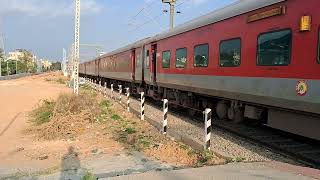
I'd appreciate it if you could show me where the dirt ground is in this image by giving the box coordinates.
[0,73,124,175]
[0,73,225,179]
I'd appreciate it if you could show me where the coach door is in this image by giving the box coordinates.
[151,44,157,83]
[131,49,135,81]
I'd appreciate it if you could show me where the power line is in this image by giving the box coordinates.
[128,0,158,24]
[129,0,191,32]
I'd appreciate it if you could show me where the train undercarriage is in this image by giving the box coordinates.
[80,74,320,141]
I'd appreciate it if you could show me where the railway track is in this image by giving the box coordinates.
[212,120,320,169]
[91,83,320,169]
[141,96,320,169]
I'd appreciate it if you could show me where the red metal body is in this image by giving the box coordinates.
[152,0,319,80]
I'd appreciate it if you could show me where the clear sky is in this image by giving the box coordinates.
[0,0,235,62]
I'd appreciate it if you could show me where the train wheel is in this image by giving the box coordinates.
[216,101,227,120]
[233,109,244,124]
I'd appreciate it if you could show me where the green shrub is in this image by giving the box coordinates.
[31,100,55,125]
[125,127,136,134]
[111,114,121,121]
[82,171,97,180]
[99,100,111,108]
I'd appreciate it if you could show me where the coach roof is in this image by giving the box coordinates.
[101,0,285,58]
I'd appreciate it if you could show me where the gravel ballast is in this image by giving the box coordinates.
[99,86,296,164]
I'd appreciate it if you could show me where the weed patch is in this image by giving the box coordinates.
[30,100,55,125]
[27,90,102,140]
[82,171,96,180]
[111,114,121,121]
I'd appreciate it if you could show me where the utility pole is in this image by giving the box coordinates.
[62,48,67,76]
[73,0,81,95]
[162,0,176,30]
[0,19,5,77]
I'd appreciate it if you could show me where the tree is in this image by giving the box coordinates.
[0,48,4,60]
[16,49,37,73]
[51,62,62,71]
[0,48,4,76]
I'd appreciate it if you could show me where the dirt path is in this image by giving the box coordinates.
[0,73,72,172]
[0,73,173,179]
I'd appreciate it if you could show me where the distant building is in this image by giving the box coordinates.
[7,49,36,62]
[7,51,24,61]
[41,60,52,70]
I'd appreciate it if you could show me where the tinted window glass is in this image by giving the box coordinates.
[220,38,241,67]
[318,30,320,64]
[176,48,187,68]
[146,50,150,68]
[162,51,171,68]
[257,30,291,66]
[194,44,209,67]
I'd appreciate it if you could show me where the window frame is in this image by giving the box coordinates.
[256,28,292,66]
[175,47,187,68]
[193,43,209,68]
[317,27,320,64]
[162,50,171,68]
[219,38,241,67]
[146,50,150,69]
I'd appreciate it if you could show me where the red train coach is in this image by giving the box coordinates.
[80,0,320,140]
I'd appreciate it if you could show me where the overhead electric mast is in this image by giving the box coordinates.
[162,0,176,30]
[73,0,81,95]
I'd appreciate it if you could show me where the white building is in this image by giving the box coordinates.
[7,51,24,61]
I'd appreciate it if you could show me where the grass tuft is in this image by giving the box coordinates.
[30,100,55,125]
[111,114,121,121]
[99,100,111,108]
[125,127,136,134]
[82,171,97,180]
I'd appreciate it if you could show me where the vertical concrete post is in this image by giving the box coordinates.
[104,82,107,97]
[111,84,114,99]
[118,85,122,103]
[99,81,102,92]
[94,80,97,90]
[140,92,145,120]
[162,99,168,135]
[203,108,212,150]
[126,88,130,112]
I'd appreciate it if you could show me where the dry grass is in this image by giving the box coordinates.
[26,84,226,167]
[104,103,226,167]
[27,89,102,140]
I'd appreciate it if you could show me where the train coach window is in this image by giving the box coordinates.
[220,38,241,67]
[194,44,209,67]
[176,48,187,68]
[257,29,292,66]
[162,50,171,68]
[146,50,150,68]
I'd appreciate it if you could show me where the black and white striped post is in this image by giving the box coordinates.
[99,81,102,92]
[140,92,145,120]
[126,88,130,112]
[111,84,114,99]
[118,85,122,103]
[162,99,168,135]
[94,80,97,90]
[203,108,212,150]
[104,82,107,97]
